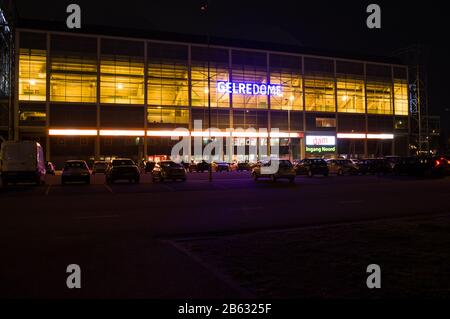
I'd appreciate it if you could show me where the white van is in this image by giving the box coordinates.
[0,141,46,186]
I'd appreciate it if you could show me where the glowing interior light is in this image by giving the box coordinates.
[117,83,124,90]
[337,133,366,139]
[100,130,145,136]
[29,79,36,85]
[49,129,98,136]
[289,95,295,102]
[204,88,209,94]
[367,133,394,139]
[146,130,190,137]
[341,95,349,102]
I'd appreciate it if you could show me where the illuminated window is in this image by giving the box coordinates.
[366,81,392,115]
[100,56,144,104]
[232,51,268,109]
[336,77,365,113]
[191,64,229,108]
[148,61,189,107]
[316,117,336,128]
[270,71,302,111]
[394,80,408,116]
[50,55,97,103]
[304,76,335,112]
[19,49,46,101]
[147,107,189,125]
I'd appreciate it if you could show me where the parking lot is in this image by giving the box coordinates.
[1,170,450,298]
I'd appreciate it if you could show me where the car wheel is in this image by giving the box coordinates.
[289,177,295,184]
[271,175,277,182]
[86,178,90,185]
[2,179,8,187]
[160,177,164,183]
[252,172,258,181]
[324,172,329,177]
[181,178,186,182]
[307,170,313,177]
[135,178,140,184]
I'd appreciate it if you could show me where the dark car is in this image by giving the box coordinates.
[362,158,391,175]
[394,156,446,177]
[350,159,369,175]
[195,160,210,173]
[144,161,156,174]
[61,160,91,185]
[236,162,251,171]
[45,161,56,175]
[106,158,140,184]
[295,158,329,177]
[326,159,359,175]
[212,161,230,172]
[152,161,187,182]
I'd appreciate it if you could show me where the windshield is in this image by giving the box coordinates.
[65,162,87,169]
[112,159,135,166]
[160,161,182,168]
[94,163,107,167]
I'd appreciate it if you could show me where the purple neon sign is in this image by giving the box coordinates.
[217,81,282,96]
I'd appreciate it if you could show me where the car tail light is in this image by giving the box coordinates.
[435,160,441,167]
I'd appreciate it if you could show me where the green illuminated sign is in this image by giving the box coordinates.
[305,146,336,154]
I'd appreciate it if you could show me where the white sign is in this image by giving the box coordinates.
[305,135,336,146]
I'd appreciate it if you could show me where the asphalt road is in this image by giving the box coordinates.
[1,172,449,298]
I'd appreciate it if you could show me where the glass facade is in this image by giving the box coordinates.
[50,55,97,103]
[394,79,408,116]
[17,32,409,138]
[19,49,46,101]
[366,81,393,115]
[304,76,335,112]
[336,77,365,113]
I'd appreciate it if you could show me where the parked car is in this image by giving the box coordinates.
[384,155,402,171]
[295,158,329,177]
[350,159,370,175]
[394,156,446,177]
[61,160,91,185]
[152,161,187,182]
[106,158,140,184]
[0,141,46,186]
[193,160,210,173]
[361,158,391,175]
[326,159,359,175]
[236,161,251,171]
[212,161,230,172]
[144,161,156,174]
[92,161,108,175]
[45,161,56,175]
[252,160,296,183]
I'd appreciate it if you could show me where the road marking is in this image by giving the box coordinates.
[45,184,52,196]
[74,214,120,220]
[338,200,365,205]
[103,184,114,194]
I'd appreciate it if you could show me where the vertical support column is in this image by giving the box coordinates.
[363,63,368,158]
[301,56,306,159]
[228,48,234,161]
[95,37,101,160]
[143,40,148,160]
[45,32,50,160]
[406,66,411,156]
[266,52,271,159]
[391,65,396,156]
[333,59,338,158]
[187,44,192,162]
[13,30,19,142]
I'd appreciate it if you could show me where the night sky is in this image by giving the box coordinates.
[14,0,450,136]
